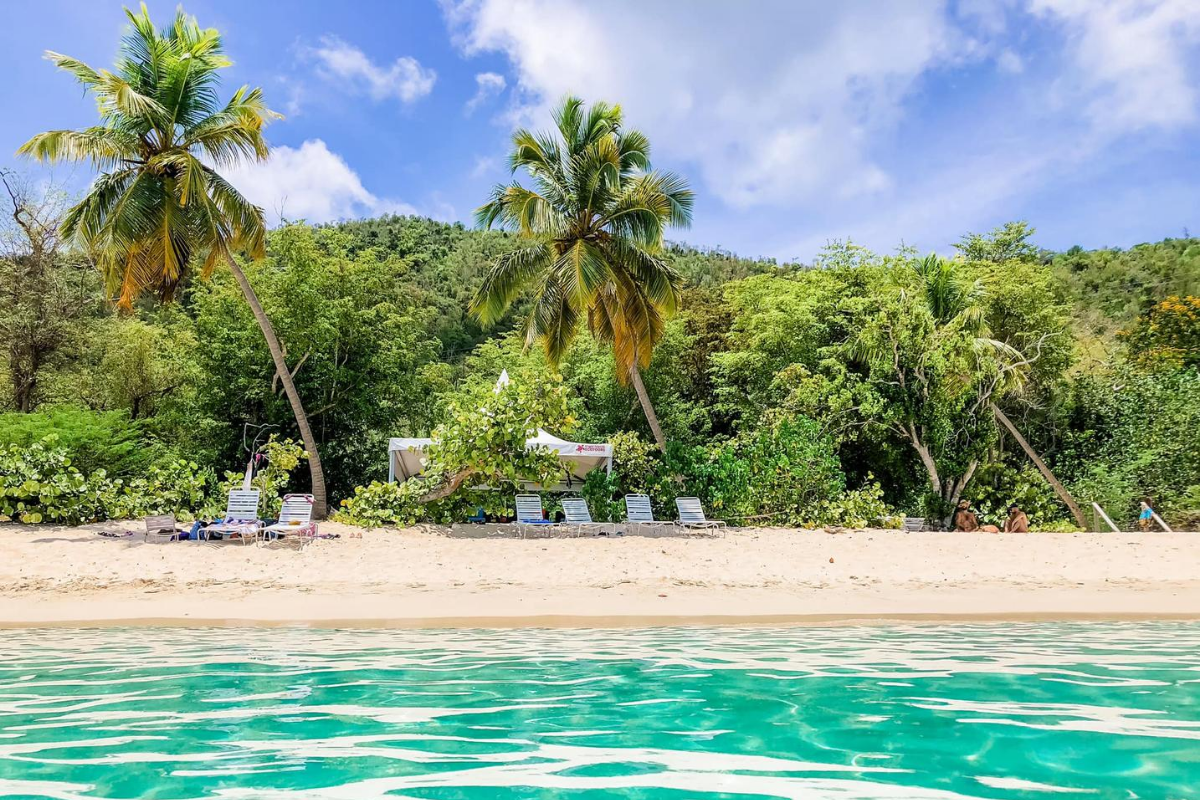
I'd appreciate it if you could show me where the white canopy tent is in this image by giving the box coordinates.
[388,369,612,491]
[387,430,612,492]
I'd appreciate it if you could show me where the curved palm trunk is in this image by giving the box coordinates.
[991,403,1086,529]
[629,363,666,451]
[224,252,328,519]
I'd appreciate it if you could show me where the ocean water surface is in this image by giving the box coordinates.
[0,623,1197,799]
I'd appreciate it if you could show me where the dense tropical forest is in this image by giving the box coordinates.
[3,178,1198,530]
[2,6,1198,531]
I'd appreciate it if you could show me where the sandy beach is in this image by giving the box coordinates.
[1,522,1198,626]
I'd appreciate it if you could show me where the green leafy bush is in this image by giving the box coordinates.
[582,432,674,521]
[583,418,849,526]
[337,374,573,525]
[1060,366,1200,526]
[968,462,1067,528]
[336,479,426,527]
[105,459,216,521]
[0,440,110,524]
[683,416,845,525]
[817,480,901,529]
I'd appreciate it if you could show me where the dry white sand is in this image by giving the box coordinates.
[2,521,1198,626]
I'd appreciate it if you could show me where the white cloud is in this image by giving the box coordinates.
[274,76,306,117]
[309,36,436,103]
[470,154,500,178]
[996,48,1024,74]
[224,139,417,224]
[442,0,1200,259]
[443,0,971,209]
[465,71,507,114]
[1030,0,1200,130]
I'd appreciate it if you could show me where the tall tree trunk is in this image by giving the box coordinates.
[946,459,979,510]
[908,425,942,497]
[224,252,328,519]
[909,425,980,527]
[991,403,1087,529]
[629,363,666,451]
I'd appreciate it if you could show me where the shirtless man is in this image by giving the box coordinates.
[952,499,979,531]
[1003,504,1029,533]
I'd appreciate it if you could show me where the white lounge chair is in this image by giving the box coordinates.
[675,496,727,536]
[515,493,558,538]
[624,494,674,536]
[561,497,616,537]
[259,493,318,548]
[202,489,262,545]
[144,514,181,543]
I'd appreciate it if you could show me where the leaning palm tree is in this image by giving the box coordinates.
[18,5,328,516]
[471,96,693,450]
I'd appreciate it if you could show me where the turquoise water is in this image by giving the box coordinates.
[0,624,1198,798]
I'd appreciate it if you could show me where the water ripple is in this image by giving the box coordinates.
[0,622,1197,798]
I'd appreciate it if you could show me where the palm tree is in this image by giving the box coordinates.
[470,96,694,450]
[18,5,328,516]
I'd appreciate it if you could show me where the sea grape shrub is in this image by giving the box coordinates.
[420,375,567,498]
[968,462,1067,528]
[105,459,217,521]
[585,419,889,527]
[816,480,901,529]
[580,431,668,522]
[337,480,425,527]
[0,439,109,524]
[0,435,308,525]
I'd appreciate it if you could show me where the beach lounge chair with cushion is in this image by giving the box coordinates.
[201,489,262,545]
[515,493,558,538]
[259,493,318,548]
[624,494,674,536]
[144,514,181,543]
[561,497,616,537]
[675,496,727,536]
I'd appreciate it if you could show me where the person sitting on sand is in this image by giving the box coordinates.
[1003,504,1029,533]
[1138,499,1154,532]
[952,500,979,531]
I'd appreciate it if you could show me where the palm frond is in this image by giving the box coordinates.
[17,127,140,170]
[182,87,275,165]
[43,51,103,89]
[552,238,609,308]
[553,95,585,151]
[526,277,579,365]
[60,168,140,249]
[606,238,681,313]
[205,168,267,258]
[470,241,554,325]
[617,127,651,173]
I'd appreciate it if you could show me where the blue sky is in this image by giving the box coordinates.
[3,0,1199,262]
